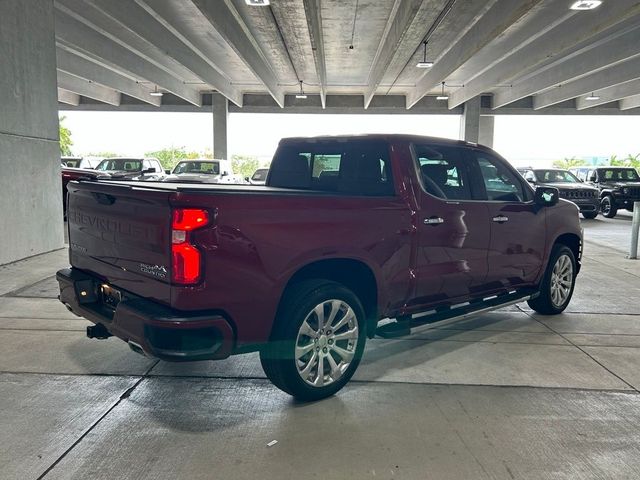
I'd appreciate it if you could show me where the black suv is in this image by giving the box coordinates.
[570,166,640,218]
[520,168,600,219]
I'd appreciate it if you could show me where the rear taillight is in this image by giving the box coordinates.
[171,208,209,284]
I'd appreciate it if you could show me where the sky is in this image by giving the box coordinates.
[60,110,640,167]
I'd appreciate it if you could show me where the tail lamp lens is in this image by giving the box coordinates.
[171,208,209,284]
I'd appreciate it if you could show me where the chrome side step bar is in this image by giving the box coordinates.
[376,289,538,338]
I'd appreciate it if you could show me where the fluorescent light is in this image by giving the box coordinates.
[570,1,602,10]
[245,0,269,5]
[295,94,307,99]
[150,85,163,97]
[436,95,449,101]
[585,93,600,101]
[416,41,434,69]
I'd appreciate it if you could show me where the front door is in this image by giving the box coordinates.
[468,150,546,289]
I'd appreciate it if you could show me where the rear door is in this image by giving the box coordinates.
[467,150,545,289]
[66,181,173,304]
[410,143,491,308]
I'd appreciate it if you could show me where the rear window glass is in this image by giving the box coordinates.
[268,140,394,196]
[413,144,471,200]
[96,159,143,172]
[251,169,269,181]
[173,161,220,175]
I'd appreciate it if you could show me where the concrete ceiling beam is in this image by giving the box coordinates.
[493,24,640,109]
[363,0,423,109]
[54,8,202,106]
[533,56,640,109]
[302,0,327,108]
[405,0,543,109]
[620,94,640,111]
[576,77,640,110]
[191,0,285,108]
[57,88,80,106]
[451,1,640,109]
[89,0,242,107]
[57,70,121,106]
[56,47,161,107]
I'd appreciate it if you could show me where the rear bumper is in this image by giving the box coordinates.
[56,268,235,361]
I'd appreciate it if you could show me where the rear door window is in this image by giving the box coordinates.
[413,144,471,200]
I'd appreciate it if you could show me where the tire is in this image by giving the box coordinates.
[582,211,598,219]
[527,244,576,315]
[260,280,367,401]
[601,195,617,218]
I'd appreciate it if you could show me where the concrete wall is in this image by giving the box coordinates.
[0,0,64,265]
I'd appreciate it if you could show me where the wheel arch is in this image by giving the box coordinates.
[553,233,582,273]
[279,258,379,339]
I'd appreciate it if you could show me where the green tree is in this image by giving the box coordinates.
[59,116,73,156]
[145,146,190,170]
[231,154,260,179]
[552,157,585,169]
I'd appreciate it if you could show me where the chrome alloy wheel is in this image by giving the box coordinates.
[295,299,359,388]
[550,254,573,308]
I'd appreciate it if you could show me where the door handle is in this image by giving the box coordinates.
[424,216,444,226]
[492,215,509,223]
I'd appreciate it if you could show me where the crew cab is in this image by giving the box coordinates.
[570,166,640,218]
[57,135,583,401]
[520,168,600,218]
[94,157,165,181]
[164,159,243,184]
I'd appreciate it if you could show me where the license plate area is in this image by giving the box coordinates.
[100,284,122,310]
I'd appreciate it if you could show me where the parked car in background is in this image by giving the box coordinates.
[58,134,583,401]
[570,166,640,218]
[94,157,165,180]
[164,159,243,184]
[520,168,600,219]
[61,156,101,169]
[248,167,269,185]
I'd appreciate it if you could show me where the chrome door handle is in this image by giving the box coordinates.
[492,215,509,223]
[424,216,444,226]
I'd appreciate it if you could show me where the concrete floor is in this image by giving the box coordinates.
[2,214,640,479]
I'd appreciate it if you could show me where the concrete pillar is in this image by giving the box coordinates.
[459,96,481,143]
[479,116,495,148]
[212,93,228,159]
[0,0,64,265]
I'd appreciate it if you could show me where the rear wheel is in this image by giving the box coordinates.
[260,280,366,401]
[582,211,598,219]
[601,195,617,218]
[528,244,576,315]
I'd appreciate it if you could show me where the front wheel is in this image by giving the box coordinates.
[582,211,598,219]
[601,195,617,218]
[528,245,576,315]
[260,280,366,401]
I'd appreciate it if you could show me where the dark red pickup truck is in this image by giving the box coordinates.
[57,134,582,400]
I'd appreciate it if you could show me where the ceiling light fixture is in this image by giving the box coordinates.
[436,81,449,100]
[585,92,600,101]
[569,1,602,10]
[245,0,270,5]
[416,41,434,68]
[295,80,307,99]
[150,85,163,97]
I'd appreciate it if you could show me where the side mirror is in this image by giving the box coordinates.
[535,186,559,207]
[221,171,229,177]
[589,175,597,182]
[244,176,250,182]
[165,169,171,175]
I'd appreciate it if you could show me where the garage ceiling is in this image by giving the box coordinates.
[54,0,640,113]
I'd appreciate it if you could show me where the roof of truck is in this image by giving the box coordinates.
[278,133,483,148]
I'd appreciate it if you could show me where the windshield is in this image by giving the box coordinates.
[96,159,143,172]
[62,159,80,168]
[534,169,580,183]
[172,161,220,175]
[598,168,640,181]
[251,169,268,181]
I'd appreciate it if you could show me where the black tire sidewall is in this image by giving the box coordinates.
[582,211,598,219]
[601,195,617,218]
[529,245,577,315]
[261,280,367,401]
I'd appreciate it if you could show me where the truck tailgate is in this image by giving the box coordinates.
[67,181,172,305]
